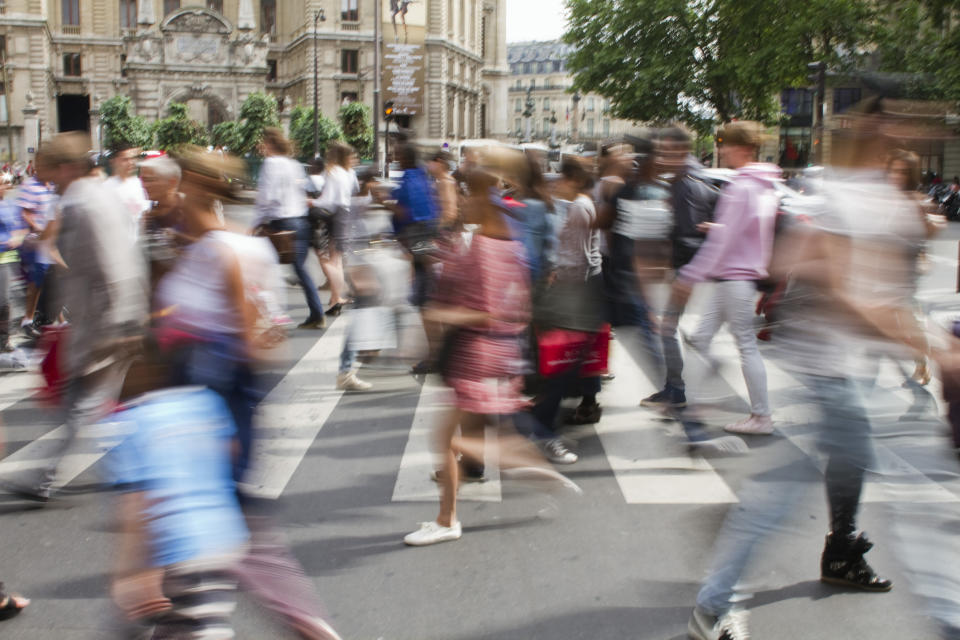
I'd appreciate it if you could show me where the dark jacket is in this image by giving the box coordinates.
[670,157,722,268]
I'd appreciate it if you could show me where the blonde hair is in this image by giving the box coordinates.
[262,127,293,156]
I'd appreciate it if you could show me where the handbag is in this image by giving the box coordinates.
[254,225,296,265]
[537,324,611,378]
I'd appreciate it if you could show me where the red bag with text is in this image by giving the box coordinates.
[537,324,610,378]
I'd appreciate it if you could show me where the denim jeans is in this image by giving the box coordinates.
[696,373,873,616]
[691,280,770,416]
[660,296,688,391]
[0,261,11,343]
[269,216,324,320]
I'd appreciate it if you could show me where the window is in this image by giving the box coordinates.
[514,98,521,113]
[341,0,358,22]
[261,0,277,35]
[120,0,137,29]
[206,0,222,12]
[529,79,535,89]
[341,49,358,74]
[63,52,81,76]
[586,119,595,136]
[341,92,357,105]
[553,60,561,72]
[543,117,550,133]
[120,53,127,77]
[833,87,862,114]
[163,0,179,16]
[586,97,595,111]
[62,0,79,25]
[543,97,550,111]
[514,118,521,133]
[780,88,812,116]
[480,15,486,57]
[603,119,610,137]
[267,59,278,82]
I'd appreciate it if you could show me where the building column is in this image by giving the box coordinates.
[22,93,39,160]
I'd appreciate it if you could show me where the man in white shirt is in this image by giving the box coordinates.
[104,144,150,241]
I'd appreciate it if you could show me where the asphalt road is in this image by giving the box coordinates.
[1,207,959,639]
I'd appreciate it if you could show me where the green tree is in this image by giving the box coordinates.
[234,91,281,156]
[210,120,241,151]
[152,102,209,152]
[99,94,153,150]
[288,105,344,159]
[563,0,874,133]
[337,102,374,159]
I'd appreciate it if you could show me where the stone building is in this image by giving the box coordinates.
[0,0,509,161]
[507,40,636,147]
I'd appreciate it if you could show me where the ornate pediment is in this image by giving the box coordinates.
[160,8,232,35]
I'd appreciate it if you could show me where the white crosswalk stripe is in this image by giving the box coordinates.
[391,374,503,503]
[595,339,738,504]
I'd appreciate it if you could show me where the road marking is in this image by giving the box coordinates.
[241,319,351,499]
[0,369,41,412]
[595,339,738,504]
[391,375,502,503]
[679,315,959,504]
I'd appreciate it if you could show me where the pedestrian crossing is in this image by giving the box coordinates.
[0,311,957,510]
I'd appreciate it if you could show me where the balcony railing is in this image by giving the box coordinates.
[341,22,360,32]
[62,25,81,35]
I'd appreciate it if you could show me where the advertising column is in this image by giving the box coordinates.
[383,0,425,129]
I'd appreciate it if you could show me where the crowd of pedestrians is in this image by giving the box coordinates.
[0,100,959,640]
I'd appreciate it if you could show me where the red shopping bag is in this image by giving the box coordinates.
[537,324,610,378]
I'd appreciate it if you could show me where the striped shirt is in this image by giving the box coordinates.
[15,176,54,226]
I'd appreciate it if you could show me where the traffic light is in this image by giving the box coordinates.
[384,100,395,122]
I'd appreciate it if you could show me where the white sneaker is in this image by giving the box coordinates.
[723,415,773,435]
[403,520,462,546]
[336,371,373,391]
[688,606,750,640]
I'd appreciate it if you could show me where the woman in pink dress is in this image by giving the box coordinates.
[404,161,579,547]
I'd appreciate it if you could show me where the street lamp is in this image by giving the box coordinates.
[522,86,534,143]
[313,7,327,160]
[571,91,581,143]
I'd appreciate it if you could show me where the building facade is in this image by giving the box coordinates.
[0,0,508,161]
[507,41,635,147]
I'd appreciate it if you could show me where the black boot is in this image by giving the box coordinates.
[820,531,893,592]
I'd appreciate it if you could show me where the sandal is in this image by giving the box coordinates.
[0,584,29,621]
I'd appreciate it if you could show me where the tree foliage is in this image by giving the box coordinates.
[232,91,281,156]
[210,120,241,151]
[337,102,374,159]
[288,105,344,159]
[152,102,209,152]
[872,0,960,101]
[100,94,153,150]
[563,0,873,133]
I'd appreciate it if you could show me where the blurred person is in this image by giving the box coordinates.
[686,105,960,640]
[155,149,342,640]
[109,387,248,639]
[595,141,640,326]
[0,174,26,352]
[378,142,440,374]
[672,121,778,436]
[311,141,356,316]
[529,158,604,455]
[1,132,148,502]
[641,126,721,412]
[105,143,150,241]
[15,150,56,337]
[139,155,186,289]
[254,127,327,329]
[404,160,579,547]
[509,152,556,287]
[336,167,378,392]
[428,149,459,228]
[886,149,943,386]
[599,135,671,362]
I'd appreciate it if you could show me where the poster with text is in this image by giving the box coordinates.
[383,0,425,116]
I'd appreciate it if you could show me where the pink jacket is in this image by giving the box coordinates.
[678,163,781,283]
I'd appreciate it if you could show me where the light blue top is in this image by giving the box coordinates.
[109,387,248,567]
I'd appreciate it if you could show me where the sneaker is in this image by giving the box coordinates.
[723,415,773,435]
[403,520,462,546]
[0,480,50,503]
[298,316,326,330]
[687,606,750,640]
[820,532,892,592]
[430,468,487,484]
[336,371,372,391]
[641,387,686,409]
[541,438,579,465]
